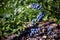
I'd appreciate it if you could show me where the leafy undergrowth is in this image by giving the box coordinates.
[0,20,60,40]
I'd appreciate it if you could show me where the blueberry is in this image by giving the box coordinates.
[31,3,42,10]
[37,12,44,22]
[48,27,53,31]
[31,3,36,9]
[36,5,42,10]
[48,31,53,35]
[37,12,44,19]
[32,19,35,25]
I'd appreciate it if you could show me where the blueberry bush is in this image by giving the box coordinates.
[0,0,60,37]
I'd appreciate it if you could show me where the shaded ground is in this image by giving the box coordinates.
[0,20,60,40]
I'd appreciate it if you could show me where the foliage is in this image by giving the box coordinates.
[0,0,60,37]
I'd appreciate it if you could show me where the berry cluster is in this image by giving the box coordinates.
[30,27,41,37]
[37,12,44,22]
[32,11,44,25]
[31,3,42,10]
[31,3,44,23]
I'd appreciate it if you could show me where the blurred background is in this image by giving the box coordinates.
[0,0,60,37]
